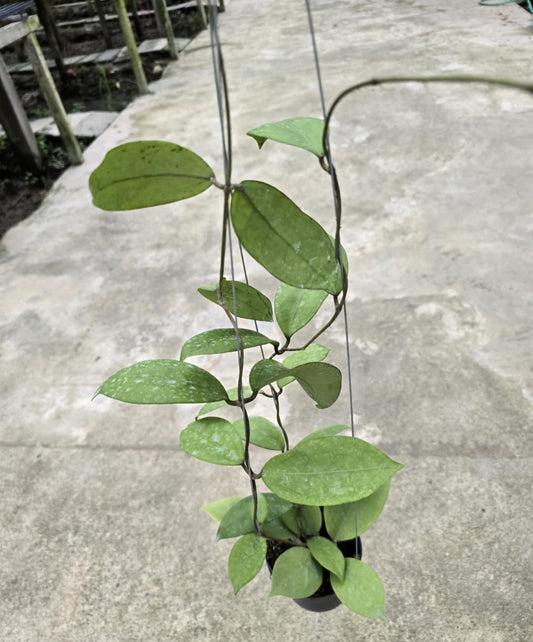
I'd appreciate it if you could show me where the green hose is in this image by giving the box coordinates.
[479,0,533,29]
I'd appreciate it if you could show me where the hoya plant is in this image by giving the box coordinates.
[89,114,403,618]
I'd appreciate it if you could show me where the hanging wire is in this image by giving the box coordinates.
[304,0,359,556]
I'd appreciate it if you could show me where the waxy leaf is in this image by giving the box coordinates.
[275,283,328,338]
[229,534,267,594]
[231,181,341,294]
[262,436,403,506]
[201,496,242,523]
[324,480,391,540]
[196,385,253,418]
[180,417,244,465]
[281,505,322,536]
[331,559,386,619]
[89,141,214,210]
[247,117,325,157]
[198,279,273,322]
[278,343,330,387]
[180,329,278,360]
[249,359,341,409]
[260,517,296,540]
[232,416,285,451]
[96,359,227,404]
[217,493,292,540]
[307,536,345,581]
[270,547,323,598]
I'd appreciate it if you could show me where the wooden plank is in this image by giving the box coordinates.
[24,31,83,164]
[0,14,38,48]
[112,0,148,95]
[0,51,42,172]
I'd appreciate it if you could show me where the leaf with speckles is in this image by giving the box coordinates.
[95,359,228,404]
[278,343,329,387]
[217,493,292,540]
[331,559,386,619]
[180,417,244,465]
[307,536,345,581]
[269,547,323,598]
[232,416,285,451]
[231,181,341,294]
[89,141,214,210]
[262,436,403,506]
[198,279,273,322]
[249,359,341,409]
[180,329,278,360]
[228,534,267,594]
[247,117,325,157]
[275,283,328,338]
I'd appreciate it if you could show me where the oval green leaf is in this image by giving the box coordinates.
[180,329,278,360]
[270,547,323,598]
[331,558,386,619]
[307,536,345,581]
[201,496,242,524]
[275,283,328,338]
[180,417,244,466]
[229,534,267,595]
[324,480,391,540]
[95,359,228,404]
[281,505,322,536]
[278,343,330,387]
[247,117,325,157]
[262,436,403,506]
[232,416,285,451]
[89,141,214,210]
[231,181,341,294]
[217,493,292,540]
[198,279,273,322]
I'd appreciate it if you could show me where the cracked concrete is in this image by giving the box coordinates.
[1,0,532,640]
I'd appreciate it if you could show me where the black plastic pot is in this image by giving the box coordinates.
[266,536,362,613]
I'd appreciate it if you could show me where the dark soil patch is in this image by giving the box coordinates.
[0,7,204,240]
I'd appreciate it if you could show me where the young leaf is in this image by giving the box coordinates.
[262,436,403,506]
[270,547,323,598]
[281,505,322,536]
[89,141,214,210]
[232,416,285,451]
[249,359,341,409]
[196,385,253,418]
[198,279,273,322]
[95,359,227,404]
[180,329,278,360]
[331,559,386,619]
[231,181,341,294]
[217,493,292,540]
[201,497,242,524]
[247,117,325,157]
[180,417,244,466]
[275,283,328,338]
[278,344,331,388]
[307,536,345,581]
[324,480,391,540]
[297,424,347,444]
[228,534,267,595]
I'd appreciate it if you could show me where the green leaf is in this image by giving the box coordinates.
[201,496,242,523]
[89,141,214,210]
[249,359,341,409]
[196,385,252,418]
[232,416,285,451]
[298,424,347,444]
[324,481,391,540]
[247,117,325,157]
[278,343,330,387]
[262,436,403,506]
[260,517,296,540]
[275,284,328,338]
[270,547,323,598]
[331,559,386,619]
[96,359,227,404]
[180,329,278,360]
[217,493,292,540]
[281,505,322,536]
[231,181,341,294]
[228,534,267,594]
[307,536,345,581]
[198,279,273,322]
[180,417,244,466]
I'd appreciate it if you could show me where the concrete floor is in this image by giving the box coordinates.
[1,1,533,640]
